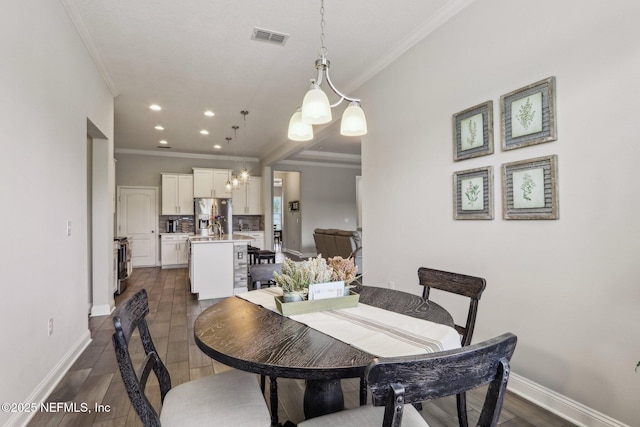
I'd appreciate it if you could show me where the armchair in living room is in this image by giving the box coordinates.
[313,228,363,279]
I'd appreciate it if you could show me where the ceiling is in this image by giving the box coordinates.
[63,0,472,166]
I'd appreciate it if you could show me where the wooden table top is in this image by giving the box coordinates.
[194,285,455,380]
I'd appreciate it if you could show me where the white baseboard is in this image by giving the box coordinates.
[509,373,629,427]
[90,302,115,317]
[7,330,92,427]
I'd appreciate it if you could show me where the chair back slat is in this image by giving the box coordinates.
[367,333,517,427]
[112,289,172,426]
[113,288,150,343]
[418,267,486,300]
[418,267,486,347]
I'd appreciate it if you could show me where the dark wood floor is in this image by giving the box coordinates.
[28,264,575,427]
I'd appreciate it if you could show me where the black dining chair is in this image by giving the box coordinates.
[249,263,282,289]
[298,333,517,427]
[111,289,271,427]
[416,266,487,427]
[248,262,283,425]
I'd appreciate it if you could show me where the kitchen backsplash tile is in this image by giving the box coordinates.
[159,215,194,233]
[233,215,263,231]
[158,215,262,233]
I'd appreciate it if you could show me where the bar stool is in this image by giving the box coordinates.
[247,245,259,265]
[256,250,276,264]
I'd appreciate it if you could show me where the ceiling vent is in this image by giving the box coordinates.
[251,27,289,46]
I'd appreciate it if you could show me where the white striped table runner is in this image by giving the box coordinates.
[237,288,461,358]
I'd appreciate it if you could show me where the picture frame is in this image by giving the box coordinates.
[501,76,556,150]
[452,101,494,161]
[502,155,558,220]
[289,200,299,212]
[453,166,494,220]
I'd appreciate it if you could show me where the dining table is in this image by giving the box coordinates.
[193,284,458,425]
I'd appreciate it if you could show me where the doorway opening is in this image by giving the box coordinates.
[273,171,302,257]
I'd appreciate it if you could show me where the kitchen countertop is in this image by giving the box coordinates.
[189,234,253,244]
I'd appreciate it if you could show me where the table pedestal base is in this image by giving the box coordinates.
[303,379,344,419]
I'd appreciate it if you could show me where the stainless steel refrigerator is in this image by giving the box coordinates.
[194,198,232,235]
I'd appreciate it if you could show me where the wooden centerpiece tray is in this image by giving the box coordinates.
[274,291,359,317]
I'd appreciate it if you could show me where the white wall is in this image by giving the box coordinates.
[0,1,114,425]
[275,163,362,256]
[360,0,639,424]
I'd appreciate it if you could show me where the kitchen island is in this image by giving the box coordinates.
[189,234,253,300]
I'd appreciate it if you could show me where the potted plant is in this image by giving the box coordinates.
[273,255,334,302]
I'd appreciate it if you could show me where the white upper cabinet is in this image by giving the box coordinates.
[213,170,231,197]
[193,168,214,198]
[232,176,262,214]
[247,176,262,215]
[161,174,193,215]
[193,168,232,198]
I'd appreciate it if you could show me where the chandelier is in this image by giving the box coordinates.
[224,136,234,193]
[239,110,250,184]
[287,0,367,142]
[231,126,240,190]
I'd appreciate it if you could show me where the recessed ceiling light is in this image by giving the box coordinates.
[154,125,164,130]
[200,130,209,135]
[204,110,215,117]
[213,144,222,150]
[149,104,162,111]
[159,140,168,145]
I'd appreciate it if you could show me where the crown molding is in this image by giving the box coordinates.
[60,0,118,96]
[293,150,361,162]
[344,0,476,94]
[115,148,259,163]
[277,159,361,170]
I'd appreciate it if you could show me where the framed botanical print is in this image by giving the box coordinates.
[453,166,494,220]
[501,76,557,150]
[502,155,558,219]
[452,101,494,161]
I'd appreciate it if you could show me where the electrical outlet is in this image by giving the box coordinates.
[48,318,54,336]
[388,281,395,289]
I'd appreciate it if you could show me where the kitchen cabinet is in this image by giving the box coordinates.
[193,168,231,198]
[161,234,189,268]
[190,240,234,298]
[161,174,194,215]
[232,176,262,214]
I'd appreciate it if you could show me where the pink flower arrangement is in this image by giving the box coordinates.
[328,256,359,285]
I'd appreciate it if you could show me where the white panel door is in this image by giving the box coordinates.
[118,187,157,267]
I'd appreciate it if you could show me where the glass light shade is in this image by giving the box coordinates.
[232,176,240,190]
[287,111,314,141]
[225,180,232,193]
[240,167,250,183]
[340,102,367,136]
[301,86,332,124]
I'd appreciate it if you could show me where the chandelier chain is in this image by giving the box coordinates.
[319,0,328,57]
[241,111,248,166]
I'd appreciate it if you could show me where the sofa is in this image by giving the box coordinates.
[313,228,363,276]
